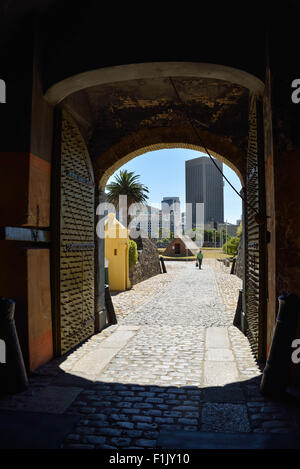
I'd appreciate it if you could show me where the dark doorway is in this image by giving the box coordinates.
[175,243,181,254]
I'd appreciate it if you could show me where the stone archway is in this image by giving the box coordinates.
[95,135,244,191]
[47,62,267,360]
[44,62,264,105]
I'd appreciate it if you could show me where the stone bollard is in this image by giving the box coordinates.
[0,297,28,394]
[160,256,167,274]
[104,285,118,325]
[233,289,243,328]
[260,294,300,398]
[230,257,236,274]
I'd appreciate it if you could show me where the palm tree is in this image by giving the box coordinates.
[106,169,149,226]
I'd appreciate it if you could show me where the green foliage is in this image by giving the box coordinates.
[210,229,220,243]
[157,230,175,243]
[220,228,230,244]
[106,169,149,209]
[222,236,240,255]
[188,228,229,244]
[129,239,138,269]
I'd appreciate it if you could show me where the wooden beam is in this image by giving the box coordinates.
[0,227,51,243]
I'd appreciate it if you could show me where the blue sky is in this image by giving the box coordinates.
[107,148,242,225]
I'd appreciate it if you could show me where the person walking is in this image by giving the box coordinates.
[197,250,203,269]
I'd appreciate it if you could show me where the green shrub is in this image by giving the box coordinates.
[222,236,240,256]
[129,239,138,268]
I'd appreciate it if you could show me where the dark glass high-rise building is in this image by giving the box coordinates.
[185,156,224,227]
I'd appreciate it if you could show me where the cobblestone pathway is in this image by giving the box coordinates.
[210,259,243,314]
[118,262,231,326]
[111,262,187,320]
[1,261,300,449]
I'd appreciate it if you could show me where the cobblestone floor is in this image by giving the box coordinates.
[118,262,232,326]
[210,259,243,314]
[111,262,186,320]
[1,260,300,449]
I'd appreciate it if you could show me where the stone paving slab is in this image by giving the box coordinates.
[201,403,251,433]
[205,349,235,361]
[205,327,230,348]
[98,329,138,348]
[203,362,239,387]
[71,327,140,380]
[72,348,121,379]
[202,385,245,403]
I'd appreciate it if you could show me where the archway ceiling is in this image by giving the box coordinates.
[62,76,250,178]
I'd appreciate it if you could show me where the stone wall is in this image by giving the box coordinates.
[235,235,243,280]
[129,234,161,286]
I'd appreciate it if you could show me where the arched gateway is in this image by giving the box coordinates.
[48,63,267,360]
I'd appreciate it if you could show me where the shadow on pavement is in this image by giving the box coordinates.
[0,355,300,449]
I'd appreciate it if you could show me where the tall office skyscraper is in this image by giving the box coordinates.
[185,156,224,227]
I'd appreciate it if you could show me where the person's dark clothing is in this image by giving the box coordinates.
[197,251,203,269]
